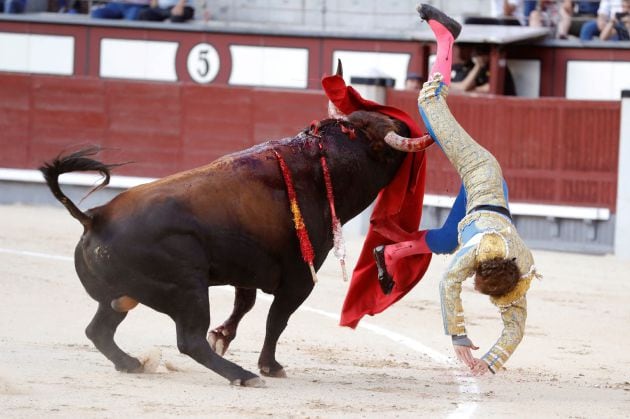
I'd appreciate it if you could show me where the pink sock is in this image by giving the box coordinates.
[427,20,454,85]
[384,232,431,265]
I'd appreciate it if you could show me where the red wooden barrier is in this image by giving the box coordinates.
[0,74,620,212]
[388,89,620,211]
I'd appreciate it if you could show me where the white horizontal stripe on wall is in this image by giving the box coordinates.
[0,32,74,76]
[229,45,308,88]
[100,39,178,82]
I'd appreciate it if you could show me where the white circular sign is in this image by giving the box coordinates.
[187,43,220,84]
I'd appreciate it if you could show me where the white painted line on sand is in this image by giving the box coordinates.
[0,248,74,261]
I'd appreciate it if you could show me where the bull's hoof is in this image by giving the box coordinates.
[128,364,146,374]
[230,376,266,387]
[259,366,287,378]
[207,328,230,356]
[114,357,143,373]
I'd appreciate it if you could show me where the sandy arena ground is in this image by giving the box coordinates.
[1,203,630,418]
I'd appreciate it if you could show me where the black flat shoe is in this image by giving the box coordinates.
[373,245,395,295]
[417,3,462,40]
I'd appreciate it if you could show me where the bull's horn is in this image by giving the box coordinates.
[384,131,434,152]
[327,59,346,119]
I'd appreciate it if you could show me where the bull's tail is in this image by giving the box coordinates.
[39,147,122,227]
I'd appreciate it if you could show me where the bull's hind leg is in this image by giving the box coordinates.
[170,287,264,387]
[258,271,315,377]
[208,287,256,356]
[85,303,143,372]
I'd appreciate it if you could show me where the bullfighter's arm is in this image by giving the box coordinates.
[439,243,477,337]
[481,296,527,373]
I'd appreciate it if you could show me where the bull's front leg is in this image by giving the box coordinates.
[258,271,314,377]
[170,287,264,387]
[208,287,256,356]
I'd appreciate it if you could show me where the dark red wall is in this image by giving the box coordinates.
[0,74,620,212]
[389,90,620,211]
[0,74,326,176]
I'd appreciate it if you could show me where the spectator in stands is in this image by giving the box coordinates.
[576,1,601,15]
[0,0,26,13]
[528,0,574,39]
[450,44,517,96]
[524,0,538,17]
[599,0,630,39]
[404,72,423,91]
[566,1,603,38]
[57,0,83,14]
[491,0,527,25]
[580,0,628,39]
[91,0,150,20]
[138,0,195,23]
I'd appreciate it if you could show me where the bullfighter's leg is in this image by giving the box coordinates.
[374,183,468,293]
[258,270,315,377]
[169,286,264,387]
[208,287,257,356]
[85,303,143,373]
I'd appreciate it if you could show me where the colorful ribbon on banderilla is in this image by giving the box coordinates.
[273,135,348,284]
[317,140,348,282]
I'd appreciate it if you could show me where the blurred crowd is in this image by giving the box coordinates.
[0,0,204,22]
[2,1,628,41]
[402,1,629,96]
[490,0,630,41]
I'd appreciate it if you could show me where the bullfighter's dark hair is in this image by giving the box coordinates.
[474,257,520,296]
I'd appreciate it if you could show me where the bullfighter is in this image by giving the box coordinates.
[374,4,541,375]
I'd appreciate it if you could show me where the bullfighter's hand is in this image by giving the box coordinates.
[452,341,479,369]
[470,358,490,376]
[472,54,489,67]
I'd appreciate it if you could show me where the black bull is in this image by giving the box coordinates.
[40,110,412,386]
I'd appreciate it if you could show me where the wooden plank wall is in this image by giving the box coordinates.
[388,89,620,211]
[0,74,620,212]
[0,74,327,176]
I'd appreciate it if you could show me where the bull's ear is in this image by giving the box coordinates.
[335,59,343,77]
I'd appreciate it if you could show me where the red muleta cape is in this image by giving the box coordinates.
[322,74,433,328]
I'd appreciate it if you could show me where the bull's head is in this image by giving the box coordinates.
[327,59,433,153]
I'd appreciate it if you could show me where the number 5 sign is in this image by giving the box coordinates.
[187,43,220,84]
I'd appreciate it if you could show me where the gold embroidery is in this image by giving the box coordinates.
[477,232,508,262]
[491,275,533,309]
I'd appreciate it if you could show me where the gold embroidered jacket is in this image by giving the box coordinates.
[439,211,535,372]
